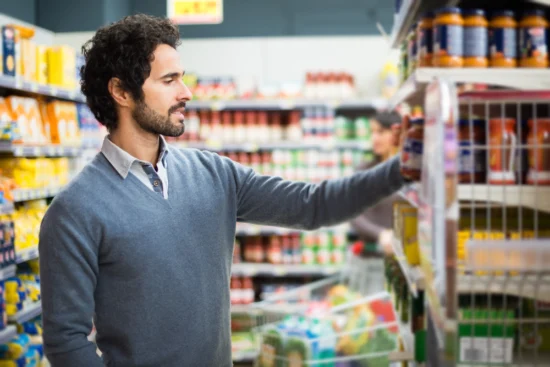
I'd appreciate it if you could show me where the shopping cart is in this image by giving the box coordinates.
[234,251,399,367]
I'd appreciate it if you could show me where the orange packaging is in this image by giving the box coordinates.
[488,118,517,185]
[527,118,550,185]
[21,39,36,82]
[38,101,52,144]
[46,101,80,145]
[0,98,15,141]
[5,96,47,145]
[433,7,464,67]
[519,9,549,68]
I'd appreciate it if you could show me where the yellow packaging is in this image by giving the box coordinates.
[46,101,80,145]
[5,96,47,145]
[401,207,420,266]
[21,39,36,82]
[47,46,76,89]
[37,100,52,144]
[35,45,48,84]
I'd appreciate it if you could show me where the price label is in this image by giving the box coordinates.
[210,101,224,111]
[273,267,287,276]
[168,0,223,24]
[30,83,39,93]
[279,100,295,110]
[50,87,58,96]
[328,100,339,109]
[206,139,223,150]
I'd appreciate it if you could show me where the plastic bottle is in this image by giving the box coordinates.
[433,7,464,67]
[380,61,399,99]
[489,10,517,68]
[463,9,489,67]
[519,9,549,68]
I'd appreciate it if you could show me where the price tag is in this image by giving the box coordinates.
[245,143,258,152]
[168,0,223,25]
[30,83,39,93]
[210,101,224,111]
[328,100,339,109]
[273,266,287,276]
[32,147,40,156]
[14,77,23,89]
[47,146,56,156]
[206,139,223,150]
[279,100,295,110]
[13,147,22,156]
[69,90,77,100]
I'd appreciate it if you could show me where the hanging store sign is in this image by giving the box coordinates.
[167,0,223,25]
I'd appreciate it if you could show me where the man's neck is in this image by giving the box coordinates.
[109,124,160,165]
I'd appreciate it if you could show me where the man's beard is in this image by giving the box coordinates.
[132,100,186,137]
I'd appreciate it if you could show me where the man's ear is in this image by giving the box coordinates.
[108,77,132,108]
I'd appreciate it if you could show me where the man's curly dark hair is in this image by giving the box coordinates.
[80,14,181,131]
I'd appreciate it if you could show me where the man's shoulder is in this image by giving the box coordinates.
[167,145,226,168]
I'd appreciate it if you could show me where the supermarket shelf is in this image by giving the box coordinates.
[8,302,42,324]
[0,141,82,157]
[176,140,372,152]
[186,98,387,111]
[392,239,424,297]
[15,247,39,264]
[390,68,550,107]
[0,202,14,215]
[389,320,414,362]
[232,263,341,277]
[458,185,550,213]
[530,0,550,6]
[400,184,550,213]
[236,225,300,236]
[232,351,258,363]
[0,326,17,345]
[13,186,64,202]
[0,265,16,281]
[0,74,85,103]
[458,274,550,302]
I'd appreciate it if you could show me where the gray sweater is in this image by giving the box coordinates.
[38,147,404,367]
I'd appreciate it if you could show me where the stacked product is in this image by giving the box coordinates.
[230,276,255,306]
[13,201,47,259]
[235,231,347,266]
[1,23,80,89]
[182,71,358,101]
[4,273,40,321]
[222,149,368,183]
[171,109,372,145]
[400,6,550,84]
[0,158,70,189]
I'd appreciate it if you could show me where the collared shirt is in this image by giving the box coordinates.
[101,136,169,199]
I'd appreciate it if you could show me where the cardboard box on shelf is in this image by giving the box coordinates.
[46,101,80,145]
[47,46,76,89]
[35,45,48,84]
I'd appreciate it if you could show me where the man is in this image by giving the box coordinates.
[39,14,408,367]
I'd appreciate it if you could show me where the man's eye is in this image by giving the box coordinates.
[164,79,174,85]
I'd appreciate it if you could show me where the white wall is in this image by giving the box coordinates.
[55,32,398,99]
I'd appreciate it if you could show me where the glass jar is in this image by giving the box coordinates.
[417,12,434,67]
[463,9,489,67]
[433,7,464,67]
[519,9,549,68]
[489,10,517,68]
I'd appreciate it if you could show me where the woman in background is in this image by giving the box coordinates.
[350,110,403,254]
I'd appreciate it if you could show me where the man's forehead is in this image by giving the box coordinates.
[151,45,182,71]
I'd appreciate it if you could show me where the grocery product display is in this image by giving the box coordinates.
[183,71,358,101]
[399,5,550,85]
[390,2,550,366]
[166,109,374,147]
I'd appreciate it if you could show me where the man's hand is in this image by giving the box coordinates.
[378,229,394,255]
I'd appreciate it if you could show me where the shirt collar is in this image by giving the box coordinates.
[101,135,170,179]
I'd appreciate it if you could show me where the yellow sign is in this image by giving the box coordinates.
[167,0,223,24]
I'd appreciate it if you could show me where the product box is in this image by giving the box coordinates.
[46,101,80,145]
[47,46,76,89]
[35,45,48,84]
[21,39,36,82]
[458,309,515,364]
[2,26,18,76]
[6,96,47,145]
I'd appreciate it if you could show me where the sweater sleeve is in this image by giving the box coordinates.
[38,199,104,367]
[231,155,405,230]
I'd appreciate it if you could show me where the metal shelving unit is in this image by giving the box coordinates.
[0,326,17,345]
[8,302,42,324]
[0,141,82,157]
[232,262,341,277]
[13,186,64,202]
[175,140,372,152]
[0,74,85,103]
[0,265,16,281]
[186,98,387,111]
[15,247,39,264]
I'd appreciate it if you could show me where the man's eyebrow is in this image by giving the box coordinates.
[159,70,185,79]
